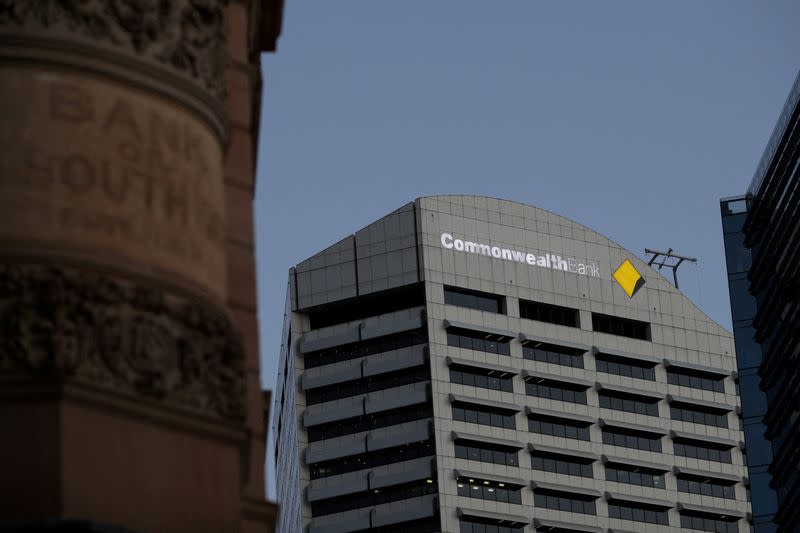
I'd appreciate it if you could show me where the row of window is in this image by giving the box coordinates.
[607,500,669,525]
[447,330,511,356]
[305,365,430,405]
[304,328,427,369]
[599,390,660,417]
[605,463,666,488]
[454,441,520,467]
[459,518,523,533]
[680,511,739,533]
[446,288,653,342]
[602,427,663,453]
[525,378,588,405]
[532,452,594,478]
[306,403,432,442]
[595,352,657,381]
[533,490,597,515]
[452,403,516,429]
[674,440,733,464]
[456,478,522,504]
[522,341,584,368]
[667,365,726,392]
[310,479,437,517]
[670,404,730,428]
[528,414,591,441]
[309,440,435,479]
[677,475,736,499]
[449,366,514,392]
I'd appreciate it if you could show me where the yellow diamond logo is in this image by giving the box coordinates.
[613,259,645,299]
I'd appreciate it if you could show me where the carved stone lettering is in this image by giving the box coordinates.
[0,68,226,300]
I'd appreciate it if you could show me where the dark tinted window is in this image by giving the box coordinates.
[595,352,656,381]
[531,451,594,478]
[680,511,739,533]
[444,286,505,314]
[670,403,729,428]
[533,490,597,515]
[455,440,519,467]
[310,439,435,479]
[522,341,584,368]
[307,403,433,442]
[519,300,579,327]
[456,477,522,504]
[677,474,736,499]
[528,414,591,441]
[599,390,660,417]
[306,365,430,405]
[608,501,669,525]
[459,518,524,533]
[673,439,733,463]
[605,463,666,489]
[304,328,427,369]
[592,312,650,340]
[666,366,726,393]
[525,377,588,405]
[450,365,514,393]
[310,479,437,517]
[447,329,510,356]
[602,427,662,452]
[453,402,516,430]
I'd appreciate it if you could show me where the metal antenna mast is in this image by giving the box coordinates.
[644,248,697,289]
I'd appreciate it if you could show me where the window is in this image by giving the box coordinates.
[447,328,511,356]
[591,312,650,340]
[522,341,584,368]
[672,439,733,463]
[459,518,524,533]
[670,402,729,428]
[607,500,669,525]
[310,479,437,517]
[444,286,505,314]
[454,440,519,467]
[605,463,666,489]
[598,390,660,417]
[450,365,514,393]
[306,365,430,405]
[677,474,736,499]
[533,489,597,515]
[528,413,591,441]
[519,300,579,327]
[456,477,523,504]
[307,283,426,329]
[307,403,433,442]
[304,328,427,368]
[310,439,435,479]
[525,377,588,405]
[601,427,662,453]
[667,366,726,393]
[453,402,516,430]
[594,352,656,381]
[531,451,594,478]
[680,510,739,533]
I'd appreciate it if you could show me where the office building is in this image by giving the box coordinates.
[721,69,800,531]
[276,196,751,532]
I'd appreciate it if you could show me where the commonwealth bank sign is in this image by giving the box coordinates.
[440,233,601,278]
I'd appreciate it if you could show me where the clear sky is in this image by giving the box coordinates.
[254,1,800,498]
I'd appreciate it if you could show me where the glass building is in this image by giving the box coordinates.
[721,69,800,531]
[276,196,751,532]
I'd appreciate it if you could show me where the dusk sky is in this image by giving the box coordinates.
[255,1,800,496]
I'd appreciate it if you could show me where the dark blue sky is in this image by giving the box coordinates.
[255,1,799,496]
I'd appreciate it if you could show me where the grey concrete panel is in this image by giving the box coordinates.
[663,358,731,376]
[450,393,520,412]
[360,307,425,340]
[303,396,365,427]
[305,433,367,464]
[532,519,603,533]
[367,419,431,452]
[363,344,427,377]
[299,325,360,354]
[602,454,670,472]
[365,382,428,414]
[457,507,528,526]
[370,494,437,527]
[302,360,363,390]
[307,470,370,502]
[369,457,434,489]
[308,508,371,533]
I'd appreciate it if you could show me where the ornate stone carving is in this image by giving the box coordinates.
[0,264,245,421]
[0,0,229,99]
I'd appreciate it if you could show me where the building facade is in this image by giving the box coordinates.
[721,69,800,531]
[0,1,282,530]
[276,196,751,532]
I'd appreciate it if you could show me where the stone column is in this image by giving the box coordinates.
[0,2,280,531]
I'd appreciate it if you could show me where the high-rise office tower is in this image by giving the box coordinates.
[276,196,751,533]
[721,70,800,532]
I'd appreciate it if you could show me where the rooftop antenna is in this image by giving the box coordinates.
[644,248,697,290]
